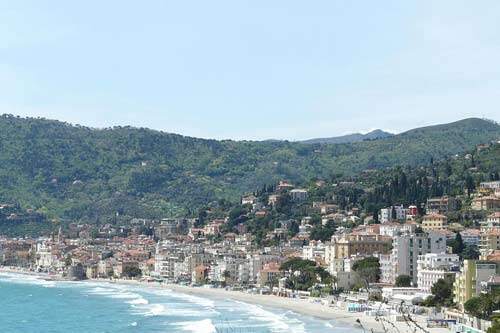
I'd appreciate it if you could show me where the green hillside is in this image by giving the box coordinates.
[0,115,499,223]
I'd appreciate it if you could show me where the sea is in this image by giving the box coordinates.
[0,272,359,333]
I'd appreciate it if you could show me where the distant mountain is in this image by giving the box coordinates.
[302,129,394,144]
[0,115,498,224]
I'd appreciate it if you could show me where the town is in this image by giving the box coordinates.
[1,142,500,333]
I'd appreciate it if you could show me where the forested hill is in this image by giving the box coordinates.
[0,115,499,223]
[301,129,394,144]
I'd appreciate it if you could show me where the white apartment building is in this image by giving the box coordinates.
[417,253,460,293]
[380,232,447,284]
[379,205,406,223]
[302,241,325,261]
[379,222,417,237]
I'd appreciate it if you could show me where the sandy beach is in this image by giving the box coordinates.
[162,284,449,333]
[107,278,450,333]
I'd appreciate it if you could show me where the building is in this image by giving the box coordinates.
[480,213,500,232]
[453,260,498,309]
[426,196,460,214]
[479,181,500,195]
[327,233,392,260]
[416,253,460,293]
[460,229,481,246]
[379,222,417,237]
[378,205,406,223]
[479,230,500,256]
[380,232,447,284]
[290,189,308,201]
[472,196,500,211]
[241,195,257,205]
[421,214,448,232]
[257,262,281,288]
[192,265,209,284]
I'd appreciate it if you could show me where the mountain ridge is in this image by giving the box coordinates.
[301,129,394,144]
[0,115,498,223]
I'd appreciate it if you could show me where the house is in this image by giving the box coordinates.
[268,195,280,206]
[241,195,257,205]
[426,196,460,214]
[480,213,500,232]
[277,181,294,191]
[472,196,500,211]
[479,181,500,195]
[460,229,481,246]
[290,189,308,201]
[378,205,406,223]
[421,214,448,232]
[257,262,281,288]
[192,265,209,284]
[479,230,500,256]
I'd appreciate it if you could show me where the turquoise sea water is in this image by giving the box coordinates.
[0,272,359,333]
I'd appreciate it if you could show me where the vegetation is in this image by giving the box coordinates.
[352,257,381,289]
[279,257,331,291]
[424,277,455,307]
[0,115,499,233]
[122,266,142,278]
[395,275,412,287]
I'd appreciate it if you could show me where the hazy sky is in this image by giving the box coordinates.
[1,1,499,140]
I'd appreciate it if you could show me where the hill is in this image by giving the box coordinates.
[301,129,394,144]
[0,115,498,224]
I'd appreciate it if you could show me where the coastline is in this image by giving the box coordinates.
[103,279,449,333]
[0,267,448,333]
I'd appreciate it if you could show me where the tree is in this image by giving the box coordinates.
[279,258,330,291]
[352,257,381,287]
[122,266,142,278]
[395,275,412,287]
[309,222,336,242]
[449,232,465,255]
[426,276,455,307]
[462,245,480,260]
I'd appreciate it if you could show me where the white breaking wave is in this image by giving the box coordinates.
[173,319,216,333]
[0,272,56,288]
[143,288,216,308]
[236,301,306,333]
[127,297,149,305]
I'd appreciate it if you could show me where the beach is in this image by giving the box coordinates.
[112,279,450,333]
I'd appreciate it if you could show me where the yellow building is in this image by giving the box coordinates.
[327,233,392,259]
[421,214,448,232]
[453,260,497,309]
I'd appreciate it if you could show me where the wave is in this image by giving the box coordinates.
[173,318,216,333]
[0,272,56,288]
[234,301,306,333]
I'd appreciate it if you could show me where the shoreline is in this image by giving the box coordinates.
[96,279,449,333]
[0,267,448,333]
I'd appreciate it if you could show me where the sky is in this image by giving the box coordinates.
[1,1,499,140]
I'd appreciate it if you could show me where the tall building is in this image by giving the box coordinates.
[453,260,498,309]
[416,253,460,293]
[380,232,447,284]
